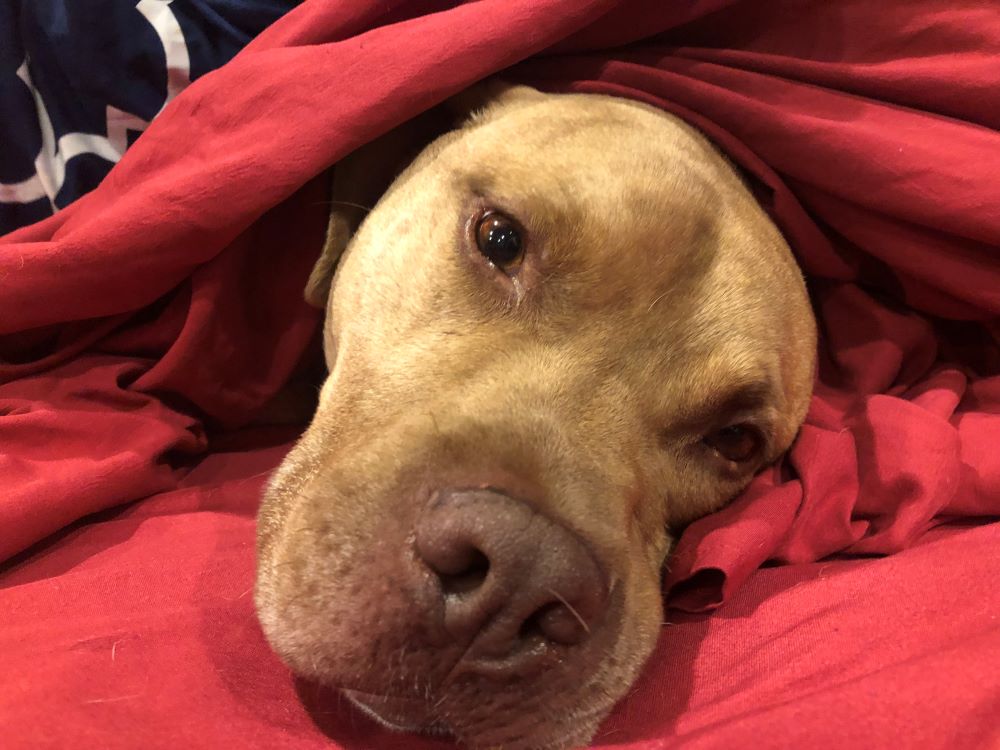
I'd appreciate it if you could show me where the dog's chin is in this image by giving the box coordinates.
[342,689,607,750]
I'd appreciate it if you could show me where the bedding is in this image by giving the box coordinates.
[0,0,300,233]
[2,0,999,747]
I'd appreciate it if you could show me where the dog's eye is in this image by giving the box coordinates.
[475,212,524,270]
[703,424,761,463]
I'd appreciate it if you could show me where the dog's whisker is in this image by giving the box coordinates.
[310,198,374,213]
[546,588,590,634]
[647,290,669,312]
[427,411,442,437]
[432,691,449,709]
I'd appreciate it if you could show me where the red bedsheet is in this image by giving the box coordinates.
[2,1,999,747]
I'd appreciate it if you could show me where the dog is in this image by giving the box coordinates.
[255,83,816,750]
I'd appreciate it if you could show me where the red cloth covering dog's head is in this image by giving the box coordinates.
[1,1,999,746]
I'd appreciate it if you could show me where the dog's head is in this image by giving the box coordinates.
[256,85,816,749]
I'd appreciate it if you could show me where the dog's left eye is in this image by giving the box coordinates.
[703,424,761,463]
[475,212,524,270]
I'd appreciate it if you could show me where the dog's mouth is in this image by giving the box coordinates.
[341,689,443,734]
[276,568,634,750]
[339,686,604,749]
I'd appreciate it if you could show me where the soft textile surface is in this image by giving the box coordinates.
[0,0,300,233]
[2,0,999,746]
[3,447,998,748]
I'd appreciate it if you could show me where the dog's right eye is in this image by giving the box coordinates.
[703,424,762,464]
[475,212,524,271]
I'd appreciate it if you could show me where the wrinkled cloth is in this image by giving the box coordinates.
[2,0,999,746]
[2,448,997,749]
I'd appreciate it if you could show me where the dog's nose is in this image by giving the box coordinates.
[414,488,608,672]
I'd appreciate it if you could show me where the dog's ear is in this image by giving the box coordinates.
[303,81,544,308]
[303,110,441,308]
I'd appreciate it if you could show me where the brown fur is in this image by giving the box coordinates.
[255,85,816,749]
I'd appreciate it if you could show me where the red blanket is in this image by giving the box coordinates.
[2,0,999,747]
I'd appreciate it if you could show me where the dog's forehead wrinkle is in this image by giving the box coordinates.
[450,102,715,202]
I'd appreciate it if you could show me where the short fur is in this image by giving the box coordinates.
[256,85,816,750]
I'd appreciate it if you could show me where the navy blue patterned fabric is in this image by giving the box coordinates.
[0,0,300,235]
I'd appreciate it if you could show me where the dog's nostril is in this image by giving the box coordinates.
[438,548,490,596]
[416,525,492,596]
[520,601,590,646]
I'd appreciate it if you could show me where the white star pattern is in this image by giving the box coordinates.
[0,0,190,209]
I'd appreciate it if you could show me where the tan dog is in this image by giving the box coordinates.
[255,84,816,750]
